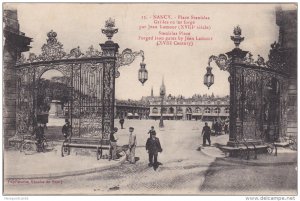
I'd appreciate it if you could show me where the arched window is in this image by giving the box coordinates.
[177,107,183,114]
[169,107,174,114]
[195,107,201,113]
[214,108,220,114]
[152,107,158,113]
[205,108,211,113]
[161,107,167,114]
[186,107,192,113]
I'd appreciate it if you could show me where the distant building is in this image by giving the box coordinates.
[147,93,229,121]
[115,80,230,121]
[115,99,150,119]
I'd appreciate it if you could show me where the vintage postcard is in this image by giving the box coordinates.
[2,3,298,196]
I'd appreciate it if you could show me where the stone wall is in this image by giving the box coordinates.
[276,7,297,137]
[3,10,31,147]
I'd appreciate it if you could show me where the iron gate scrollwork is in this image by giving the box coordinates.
[72,62,104,138]
[207,26,289,145]
[233,65,288,143]
[15,31,108,140]
[13,19,145,143]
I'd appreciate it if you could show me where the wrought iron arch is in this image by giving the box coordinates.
[35,64,72,81]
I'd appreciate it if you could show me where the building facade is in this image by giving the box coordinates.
[115,99,150,119]
[276,7,297,138]
[148,94,229,121]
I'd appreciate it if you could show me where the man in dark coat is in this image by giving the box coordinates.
[35,123,45,152]
[62,119,71,141]
[119,117,125,129]
[201,122,211,146]
[146,132,162,170]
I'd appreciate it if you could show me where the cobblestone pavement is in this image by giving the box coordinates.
[200,157,297,195]
[5,120,215,194]
[4,119,297,195]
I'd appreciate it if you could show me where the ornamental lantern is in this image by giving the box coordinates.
[138,62,148,85]
[204,65,214,89]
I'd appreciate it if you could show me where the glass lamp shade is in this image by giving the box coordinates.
[204,66,214,89]
[138,62,148,85]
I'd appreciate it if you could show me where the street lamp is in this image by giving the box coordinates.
[138,62,148,85]
[159,78,166,128]
[115,48,148,85]
[204,65,214,89]
[203,26,244,90]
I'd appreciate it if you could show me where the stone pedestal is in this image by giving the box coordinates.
[49,100,64,117]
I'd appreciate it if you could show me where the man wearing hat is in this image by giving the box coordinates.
[146,131,163,170]
[147,126,156,138]
[110,127,119,161]
[201,122,211,146]
[119,117,125,129]
[36,123,45,152]
[62,119,71,141]
[127,127,137,164]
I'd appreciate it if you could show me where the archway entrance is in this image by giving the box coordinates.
[37,69,69,140]
[15,30,112,141]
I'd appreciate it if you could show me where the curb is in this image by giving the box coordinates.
[200,147,297,166]
[216,156,297,166]
[5,156,126,180]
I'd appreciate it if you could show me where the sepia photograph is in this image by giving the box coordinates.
[2,2,298,197]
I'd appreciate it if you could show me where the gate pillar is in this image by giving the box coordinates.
[226,48,248,146]
[100,41,119,140]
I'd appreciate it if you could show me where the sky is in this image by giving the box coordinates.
[4,3,294,100]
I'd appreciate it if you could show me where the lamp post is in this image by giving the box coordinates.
[101,18,148,137]
[159,78,166,128]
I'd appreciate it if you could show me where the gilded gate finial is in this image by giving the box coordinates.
[231,25,244,48]
[102,18,118,40]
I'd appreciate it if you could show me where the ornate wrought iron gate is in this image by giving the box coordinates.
[15,30,109,140]
[232,63,288,143]
[206,26,289,145]
[14,19,145,141]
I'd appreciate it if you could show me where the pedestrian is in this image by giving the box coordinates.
[110,127,119,161]
[62,119,71,141]
[147,126,156,138]
[119,117,125,129]
[224,123,229,134]
[212,120,216,136]
[146,132,163,170]
[215,121,221,136]
[126,127,137,164]
[36,123,45,152]
[201,122,211,146]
